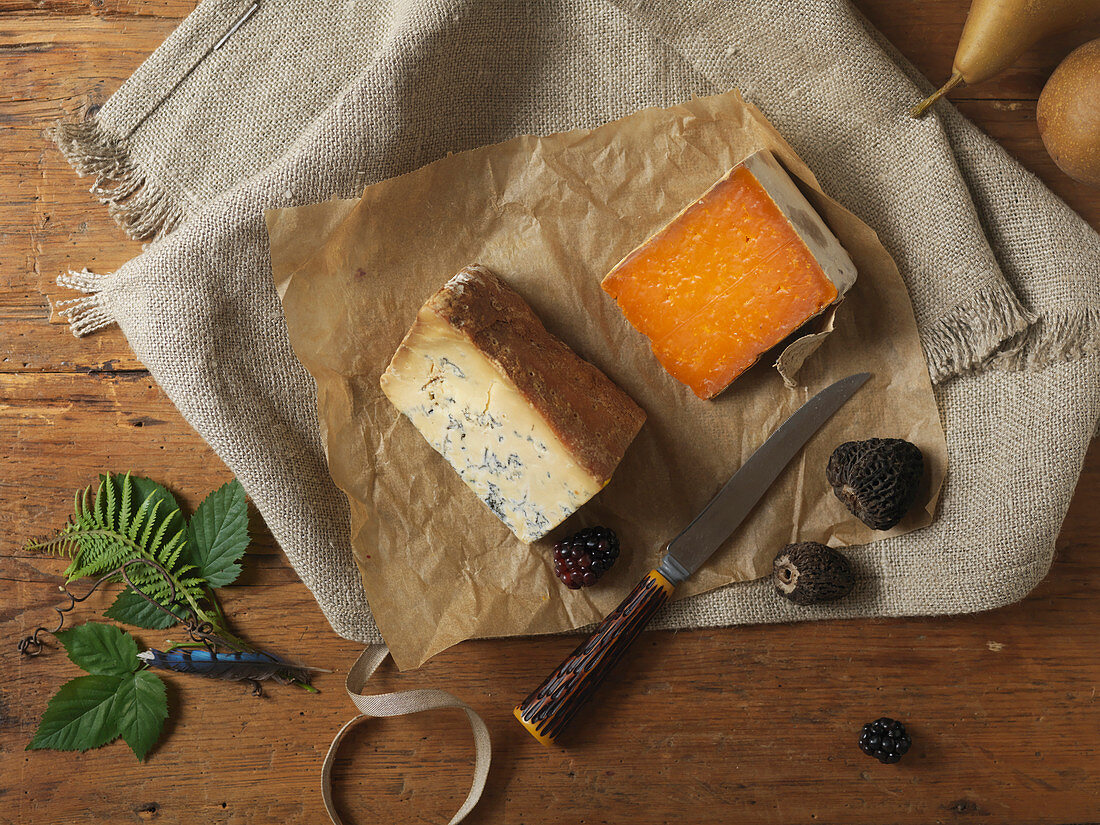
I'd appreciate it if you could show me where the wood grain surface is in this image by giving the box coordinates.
[2,2,1098,823]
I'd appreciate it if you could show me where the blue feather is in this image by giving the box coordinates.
[138,648,321,685]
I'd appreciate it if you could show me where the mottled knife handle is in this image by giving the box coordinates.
[514,569,675,746]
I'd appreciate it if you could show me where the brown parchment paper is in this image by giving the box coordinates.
[267,90,947,670]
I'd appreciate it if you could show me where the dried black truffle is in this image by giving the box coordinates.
[772,542,855,605]
[826,438,924,530]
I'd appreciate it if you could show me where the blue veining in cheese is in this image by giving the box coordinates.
[380,297,605,543]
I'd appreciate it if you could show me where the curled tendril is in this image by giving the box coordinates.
[16,561,155,656]
[18,557,242,656]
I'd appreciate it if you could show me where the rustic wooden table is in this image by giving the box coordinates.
[3,2,1098,823]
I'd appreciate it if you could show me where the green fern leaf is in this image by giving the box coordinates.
[118,472,133,538]
[62,488,94,567]
[159,531,185,573]
[136,499,162,552]
[92,480,103,528]
[109,474,118,530]
[29,474,252,648]
[67,536,129,582]
[128,488,155,543]
[146,515,173,566]
[129,476,185,547]
[28,473,204,624]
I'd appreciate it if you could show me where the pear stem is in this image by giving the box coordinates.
[910,71,964,118]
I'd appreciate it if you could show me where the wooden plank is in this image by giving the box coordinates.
[0,14,173,373]
[0,371,231,530]
[0,0,191,16]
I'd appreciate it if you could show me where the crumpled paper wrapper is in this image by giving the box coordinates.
[267,90,947,670]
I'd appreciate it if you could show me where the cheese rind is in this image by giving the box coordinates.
[380,266,645,543]
[739,151,856,297]
[602,149,857,399]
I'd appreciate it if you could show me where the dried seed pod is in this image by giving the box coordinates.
[826,438,924,530]
[772,542,855,605]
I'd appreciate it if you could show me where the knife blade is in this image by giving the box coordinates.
[514,372,871,746]
[657,371,871,585]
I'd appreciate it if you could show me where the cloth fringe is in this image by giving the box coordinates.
[921,280,1036,383]
[923,282,1100,383]
[51,119,184,243]
[55,269,116,337]
[994,305,1100,372]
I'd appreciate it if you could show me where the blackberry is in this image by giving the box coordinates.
[858,717,912,764]
[553,526,620,589]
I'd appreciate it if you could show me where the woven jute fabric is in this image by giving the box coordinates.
[53,0,1100,648]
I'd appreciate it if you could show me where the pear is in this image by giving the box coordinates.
[1039,39,1100,187]
[911,0,1100,118]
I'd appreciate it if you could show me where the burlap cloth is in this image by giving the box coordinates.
[52,0,1100,650]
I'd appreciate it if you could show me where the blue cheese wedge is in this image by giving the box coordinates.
[380,265,646,543]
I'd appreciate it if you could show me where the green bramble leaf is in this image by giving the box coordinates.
[27,674,123,753]
[54,622,139,677]
[104,589,186,630]
[185,480,249,588]
[114,671,168,761]
[29,623,170,760]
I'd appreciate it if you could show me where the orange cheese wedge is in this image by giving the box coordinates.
[602,150,856,399]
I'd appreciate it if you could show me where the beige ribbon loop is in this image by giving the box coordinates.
[322,644,491,825]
